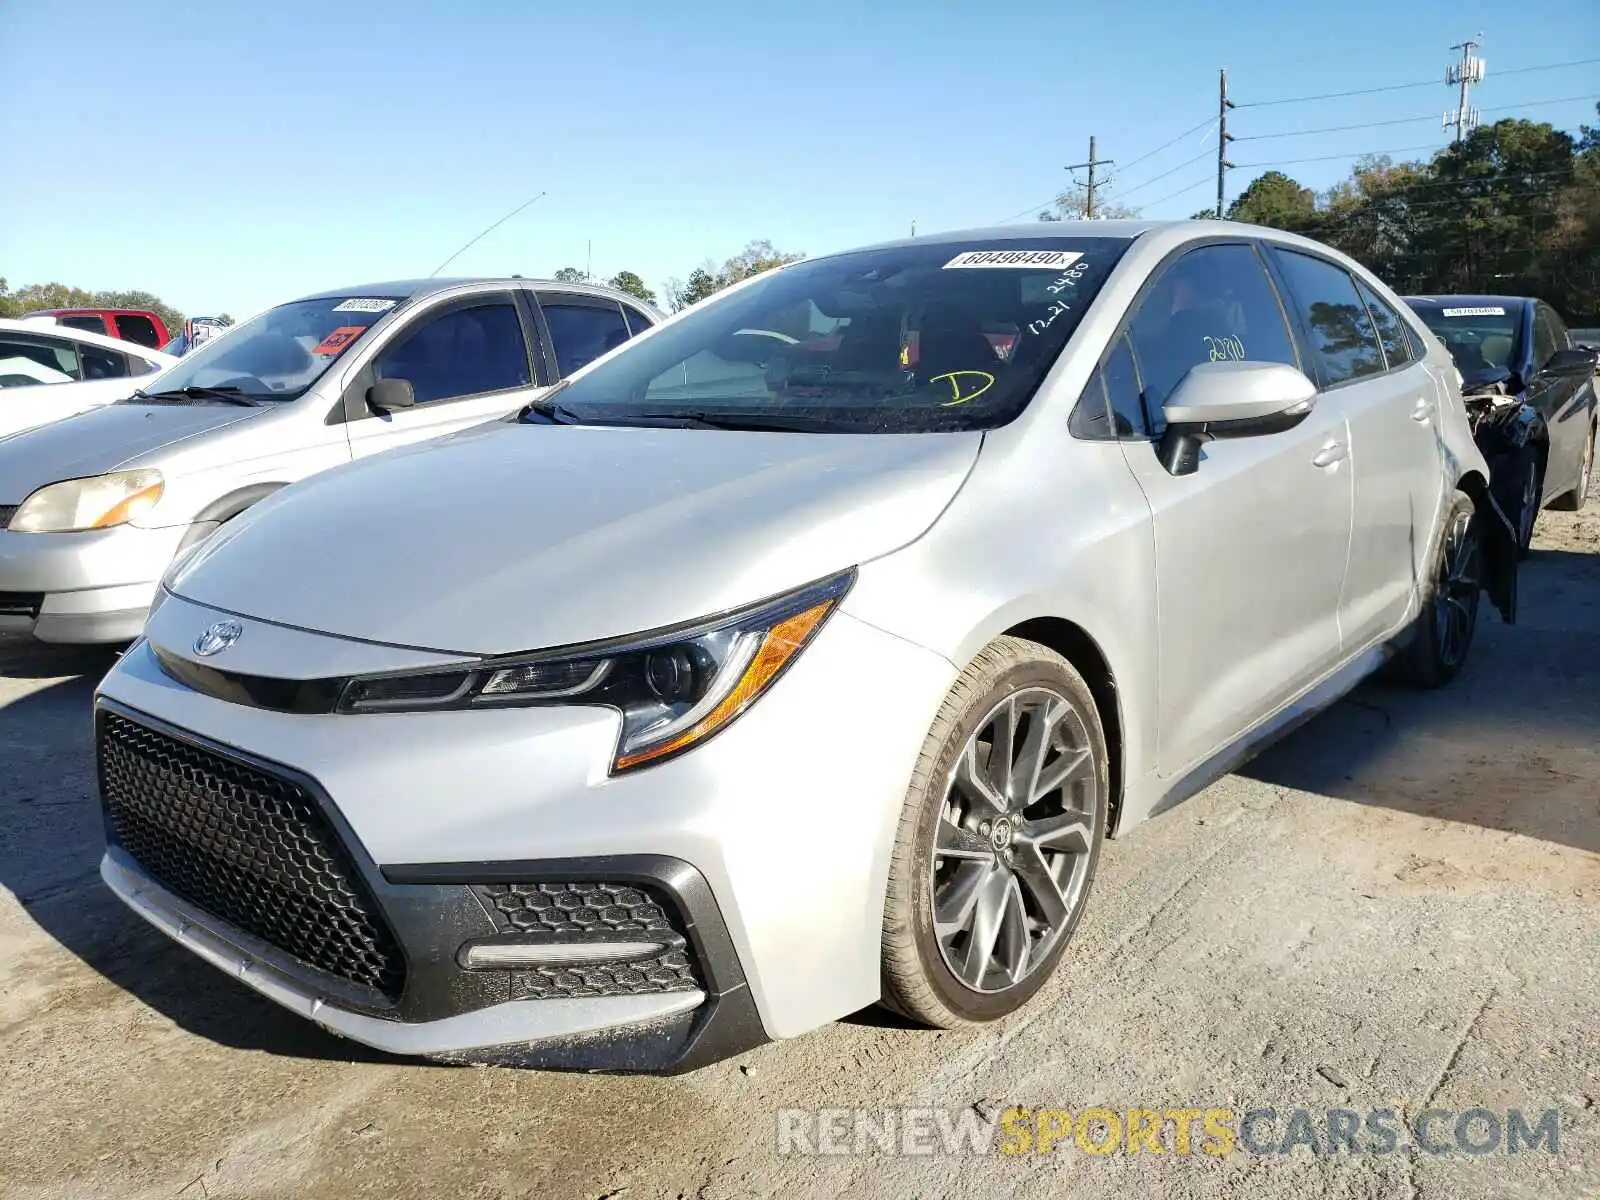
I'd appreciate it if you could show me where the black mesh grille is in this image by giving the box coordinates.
[479,882,700,999]
[99,712,406,1000]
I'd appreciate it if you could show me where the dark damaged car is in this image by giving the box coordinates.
[1406,295,1599,554]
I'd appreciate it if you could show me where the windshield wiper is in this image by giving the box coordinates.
[624,409,835,432]
[132,386,261,407]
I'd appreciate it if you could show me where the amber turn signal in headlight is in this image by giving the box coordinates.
[336,570,855,773]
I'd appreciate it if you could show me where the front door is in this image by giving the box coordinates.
[345,292,548,460]
[1112,242,1353,778]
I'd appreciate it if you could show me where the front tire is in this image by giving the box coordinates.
[880,636,1108,1027]
[1395,491,1482,689]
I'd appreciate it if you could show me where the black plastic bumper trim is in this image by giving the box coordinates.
[385,855,770,1073]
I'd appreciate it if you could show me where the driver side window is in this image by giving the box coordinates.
[1127,243,1298,432]
[375,302,530,405]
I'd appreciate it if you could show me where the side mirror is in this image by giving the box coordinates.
[1541,347,1599,378]
[367,378,415,412]
[1157,360,1318,477]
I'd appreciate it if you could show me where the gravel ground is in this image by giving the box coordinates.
[1,474,1596,1200]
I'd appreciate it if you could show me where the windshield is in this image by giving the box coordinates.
[134,295,403,401]
[533,238,1131,432]
[1409,302,1521,376]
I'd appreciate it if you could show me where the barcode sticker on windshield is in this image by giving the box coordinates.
[331,298,398,313]
[944,250,1083,270]
[1440,306,1506,317]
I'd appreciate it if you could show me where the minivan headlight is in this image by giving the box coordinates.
[338,569,855,773]
[9,470,165,533]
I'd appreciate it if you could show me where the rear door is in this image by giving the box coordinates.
[344,291,547,460]
[1111,241,1352,777]
[1268,248,1432,650]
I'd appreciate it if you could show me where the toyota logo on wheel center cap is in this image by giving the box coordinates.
[194,620,243,657]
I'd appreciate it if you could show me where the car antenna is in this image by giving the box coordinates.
[428,191,548,278]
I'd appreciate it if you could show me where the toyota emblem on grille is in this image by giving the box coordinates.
[194,620,243,657]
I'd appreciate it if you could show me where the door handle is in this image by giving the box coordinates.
[1412,397,1434,423]
[1312,441,1348,468]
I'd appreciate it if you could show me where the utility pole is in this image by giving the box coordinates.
[1064,136,1112,219]
[1216,69,1235,219]
[1444,37,1485,144]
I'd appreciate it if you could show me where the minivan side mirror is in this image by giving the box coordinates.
[1541,346,1599,378]
[367,378,415,412]
[1157,360,1319,477]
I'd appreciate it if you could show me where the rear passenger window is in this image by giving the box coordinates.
[1127,243,1298,419]
[622,306,654,336]
[1355,280,1414,369]
[59,315,107,336]
[1273,251,1385,385]
[114,314,161,348]
[78,344,129,379]
[543,302,632,377]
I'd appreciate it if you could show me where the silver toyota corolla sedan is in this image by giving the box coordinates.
[94,221,1517,1073]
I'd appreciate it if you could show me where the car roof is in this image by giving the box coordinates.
[0,316,177,360]
[292,276,662,313]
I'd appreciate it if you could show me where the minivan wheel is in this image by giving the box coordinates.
[1550,419,1595,512]
[880,636,1107,1027]
[1395,491,1481,689]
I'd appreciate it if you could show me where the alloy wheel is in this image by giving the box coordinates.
[929,687,1098,994]
[1434,508,1480,668]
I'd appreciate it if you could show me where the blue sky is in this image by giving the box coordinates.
[1,0,1594,319]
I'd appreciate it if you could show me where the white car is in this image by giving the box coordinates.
[94,221,1517,1072]
[0,318,176,439]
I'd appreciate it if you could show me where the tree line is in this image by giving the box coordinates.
[0,280,198,336]
[1216,108,1600,322]
[553,240,807,313]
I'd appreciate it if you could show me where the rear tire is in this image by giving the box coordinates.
[1394,491,1481,689]
[1549,418,1595,512]
[880,636,1108,1028]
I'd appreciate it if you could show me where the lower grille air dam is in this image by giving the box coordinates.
[97,711,407,1001]
[478,882,702,1000]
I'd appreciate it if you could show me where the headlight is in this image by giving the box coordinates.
[9,470,165,533]
[338,570,854,773]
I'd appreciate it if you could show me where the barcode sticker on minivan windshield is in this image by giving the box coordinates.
[1440,306,1506,317]
[332,298,398,313]
[944,250,1084,270]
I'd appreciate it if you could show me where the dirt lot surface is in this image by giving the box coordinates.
[2,478,1597,1199]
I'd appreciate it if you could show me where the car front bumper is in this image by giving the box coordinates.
[0,524,184,643]
[93,591,956,1069]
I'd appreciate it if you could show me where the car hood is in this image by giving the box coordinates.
[0,402,266,500]
[170,421,983,656]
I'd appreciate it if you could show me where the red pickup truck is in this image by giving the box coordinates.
[23,308,171,350]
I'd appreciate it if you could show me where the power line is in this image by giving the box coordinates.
[1142,174,1217,210]
[1235,55,1600,109]
[1116,146,1217,196]
[1234,93,1600,140]
[1111,116,1218,175]
[1234,143,1444,168]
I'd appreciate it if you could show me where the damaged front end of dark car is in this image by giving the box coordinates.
[1460,364,1545,563]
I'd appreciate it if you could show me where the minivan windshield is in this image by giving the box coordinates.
[529,238,1132,432]
[132,295,403,402]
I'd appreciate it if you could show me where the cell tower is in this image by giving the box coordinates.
[1444,38,1485,144]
